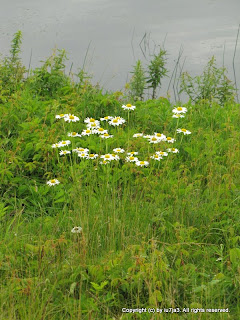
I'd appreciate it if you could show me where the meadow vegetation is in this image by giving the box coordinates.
[0,31,240,319]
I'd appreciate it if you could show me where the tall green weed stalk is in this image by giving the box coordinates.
[179,56,236,106]
[128,60,146,101]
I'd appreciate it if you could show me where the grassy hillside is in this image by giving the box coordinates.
[0,32,240,319]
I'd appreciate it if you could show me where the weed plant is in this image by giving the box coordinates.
[0,32,240,319]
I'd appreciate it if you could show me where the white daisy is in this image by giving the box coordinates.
[100,160,109,165]
[78,153,88,159]
[86,153,98,160]
[155,151,168,157]
[150,154,163,161]
[172,114,185,118]
[154,133,167,141]
[55,114,68,119]
[84,117,98,124]
[172,106,187,114]
[133,133,143,138]
[59,150,71,156]
[47,179,60,186]
[167,148,179,153]
[100,116,113,121]
[113,148,125,153]
[100,133,113,139]
[127,152,138,156]
[109,117,126,126]
[166,137,176,143]
[64,114,80,122]
[148,136,162,144]
[58,140,71,147]
[71,226,82,234]
[176,128,191,135]
[122,104,136,111]
[81,129,93,136]
[143,135,152,139]
[67,132,82,137]
[111,154,120,160]
[86,121,101,129]
[136,161,149,167]
[126,156,139,162]
[95,128,108,135]
[73,147,89,153]
[100,154,115,161]
[51,143,60,148]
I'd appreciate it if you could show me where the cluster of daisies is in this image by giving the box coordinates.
[47,103,191,187]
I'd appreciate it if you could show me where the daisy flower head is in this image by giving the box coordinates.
[172,114,185,118]
[176,128,191,135]
[59,150,71,156]
[150,154,163,161]
[143,134,152,139]
[155,151,168,157]
[122,103,136,111]
[71,226,82,234]
[136,160,149,167]
[167,148,179,153]
[109,117,126,126]
[172,106,187,114]
[67,132,82,137]
[127,152,138,156]
[95,127,108,135]
[84,117,97,124]
[166,137,176,143]
[154,133,167,141]
[100,160,109,165]
[73,147,89,153]
[100,133,113,139]
[87,153,98,160]
[58,140,71,147]
[81,129,93,136]
[100,116,113,121]
[55,113,68,119]
[64,114,80,122]
[148,136,162,144]
[113,148,125,153]
[100,154,115,161]
[133,133,143,138]
[47,179,60,186]
[86,121,100,129]
[78,152,88,159]
[126,156,139,162]
[111,154,120,160]
[51,143,60,148]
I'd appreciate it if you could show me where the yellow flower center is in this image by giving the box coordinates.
[99,128,104,131]
[90,118,95,122]
[69,115,75,119]
[89,154,94,157]
[116,149,120,152]
[159,152,164,155]
[167,137,172,140]
[91,123,96,127]
[182,129,187,132]
[113,119,118,123]
[104,133,109,137]
[86,130,91,133]
[79,148,84,151]
[152,137,157,141]
[156,133,162,137]
[140,161,145,165]
[103,160,107,164]
[60,114,64,117]
[177,107,183,111]
[81,153,85,157]
[154,155,159,158]
[62,141,66,144]
[116,117,121,120]
[105,155,110,159]
[72,132,76,135]
[104,116,109,120]
[50,179,56,183]
[172,148,175,151]
[129,156,135,160]
[126,104,132,107]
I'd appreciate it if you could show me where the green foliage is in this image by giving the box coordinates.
[128,60,146,101]
[179,56,236,106]
[146,48,168,99]
[27,48,72,98]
